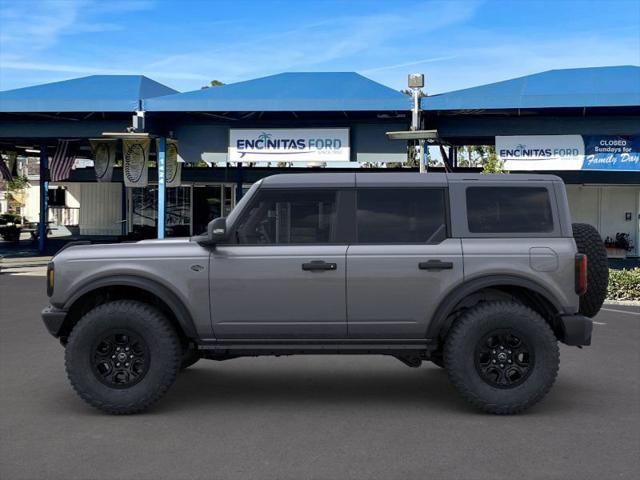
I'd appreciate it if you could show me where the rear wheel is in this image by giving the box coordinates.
[444,301,559,414]
[65,300,182,414]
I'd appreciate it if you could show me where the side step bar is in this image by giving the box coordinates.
[195,339,437,356]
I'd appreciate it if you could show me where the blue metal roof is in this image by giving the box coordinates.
[0,75,178,113]
[422,66,640,111]
[145,72,411,112]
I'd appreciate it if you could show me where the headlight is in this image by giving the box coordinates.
[47,262,55,297]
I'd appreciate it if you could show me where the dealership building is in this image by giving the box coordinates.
[0,66,638,256]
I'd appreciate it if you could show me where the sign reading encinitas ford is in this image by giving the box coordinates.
[229,128,350,162]
[497,135,640,171]
[496,135,585,170]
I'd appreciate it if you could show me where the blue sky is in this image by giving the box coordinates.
[0,0,638,94]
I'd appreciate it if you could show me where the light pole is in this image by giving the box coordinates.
[408,73,425,173]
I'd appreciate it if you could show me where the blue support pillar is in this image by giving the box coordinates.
[38,145,48,254]
[157,137,166,239]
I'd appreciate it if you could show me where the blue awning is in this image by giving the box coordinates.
[422,66,640,111]
[145,72,411,112]
[0,75,178,113]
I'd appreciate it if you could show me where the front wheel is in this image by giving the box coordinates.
[65,300,182,414]
[444,301,559,414]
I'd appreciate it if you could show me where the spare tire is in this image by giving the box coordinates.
[572,223,608,317]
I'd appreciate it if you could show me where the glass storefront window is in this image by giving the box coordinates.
[130,187,158,239]
[193,185,222,235]
[130,186,192,239]
[166,187,191,237]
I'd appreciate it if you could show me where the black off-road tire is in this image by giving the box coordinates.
[444,301,559,414]
[65,300,182,414]
[181,345,201,370]
[572,223,608,318]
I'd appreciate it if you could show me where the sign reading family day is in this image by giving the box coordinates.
[229,128,350,162]
[582,136,640,171]
[497,135,640,171]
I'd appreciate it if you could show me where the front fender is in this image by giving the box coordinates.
[63,274,199,338]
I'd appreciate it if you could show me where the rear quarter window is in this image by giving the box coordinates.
[466,186,554,233]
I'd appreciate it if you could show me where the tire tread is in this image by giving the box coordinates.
[65,300,181,415]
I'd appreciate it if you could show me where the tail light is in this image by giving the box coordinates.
[575,254,587,295]
[46,262,54,297]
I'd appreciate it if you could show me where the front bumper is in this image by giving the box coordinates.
[558,314,593,346]
[41,305,67,338]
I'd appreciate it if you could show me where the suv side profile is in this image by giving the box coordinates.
[42,173,608,415]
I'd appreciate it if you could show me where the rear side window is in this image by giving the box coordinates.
[356,188,447,243]
[466,187,554,233]
[235,189,337,244]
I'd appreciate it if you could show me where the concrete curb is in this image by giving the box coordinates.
[0,256,51,273]
[604,299,640,307]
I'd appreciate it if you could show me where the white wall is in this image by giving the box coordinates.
[22,181,40,222]
[566,185,640,256]
[78,182,122,235]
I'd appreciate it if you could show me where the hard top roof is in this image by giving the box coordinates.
[260,172,561,188]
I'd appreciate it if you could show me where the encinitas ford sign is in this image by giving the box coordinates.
[497,135,585,170]
[497,135,640,171]
[229,128,350,162]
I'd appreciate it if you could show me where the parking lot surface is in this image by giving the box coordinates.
[1,274,639,480]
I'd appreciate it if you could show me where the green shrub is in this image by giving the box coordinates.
[607,268,640,301]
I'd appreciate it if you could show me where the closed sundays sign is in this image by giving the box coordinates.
[496,135,585,170]
[229,128,350,162]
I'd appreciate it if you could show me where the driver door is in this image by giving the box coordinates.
[209,188,348,339]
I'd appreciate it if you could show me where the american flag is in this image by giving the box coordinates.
[0,156,12,181]
[49,140,78,182]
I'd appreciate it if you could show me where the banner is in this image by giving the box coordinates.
[156,138,181,187]
[582,136,640,171]
[90,139,116,182]
[122,138,149,187]
[229,128,350,162]
[0,151,17,180]
[496,135,585,170]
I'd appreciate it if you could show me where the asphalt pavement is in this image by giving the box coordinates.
[1,273,638,480]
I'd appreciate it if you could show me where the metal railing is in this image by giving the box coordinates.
[48,207,79,226]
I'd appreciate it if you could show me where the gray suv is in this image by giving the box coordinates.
[42,173,608,415]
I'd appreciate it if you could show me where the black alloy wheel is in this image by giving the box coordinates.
[474,330,533,388]
[91,330,150,388]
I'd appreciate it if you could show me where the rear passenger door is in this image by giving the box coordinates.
[346,187,463,338]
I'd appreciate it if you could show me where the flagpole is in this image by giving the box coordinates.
[38,144,48,254]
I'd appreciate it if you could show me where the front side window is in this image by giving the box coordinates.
[235,189,337,244]
[466,187,554,233]
[356,188,447,243]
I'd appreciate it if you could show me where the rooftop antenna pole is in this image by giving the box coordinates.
[408,73,425,172]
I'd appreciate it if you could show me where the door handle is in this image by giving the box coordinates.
[419,260,453,270]
[302,260,337,271]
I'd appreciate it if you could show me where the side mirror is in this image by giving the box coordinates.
[207,217,228,245]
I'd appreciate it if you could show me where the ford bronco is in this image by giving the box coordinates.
[42,173,608,414]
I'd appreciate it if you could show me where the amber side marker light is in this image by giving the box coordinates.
[575,254,588,295]
[47,262,54,297]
